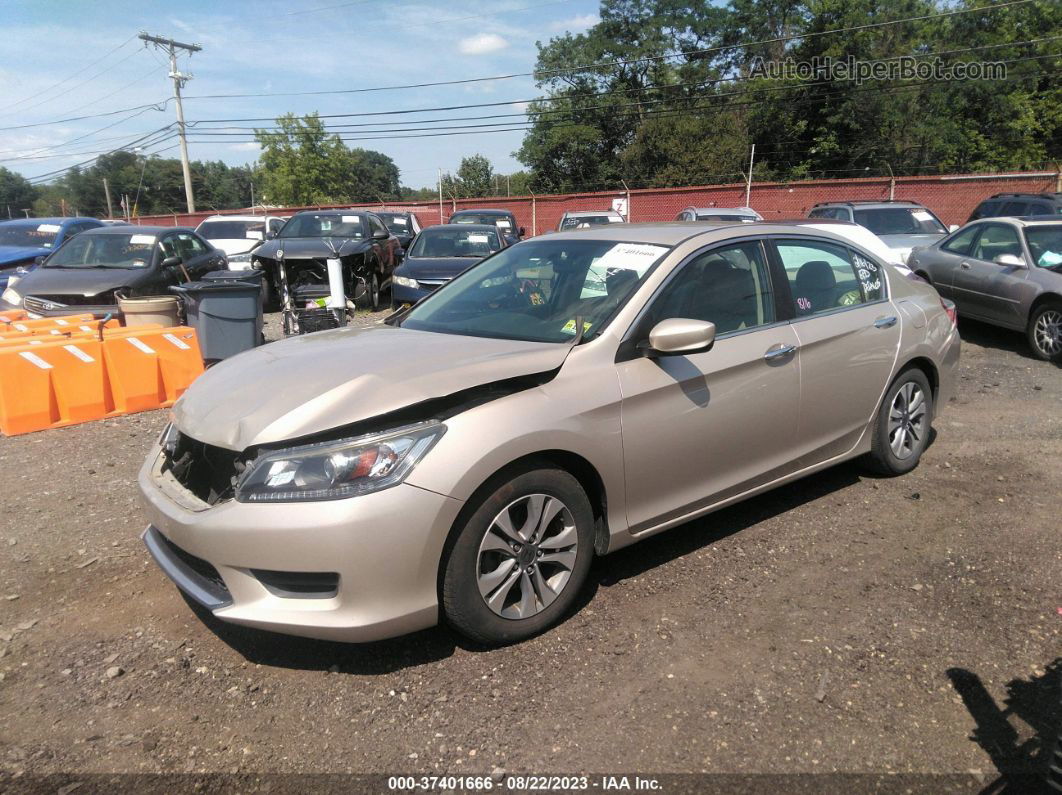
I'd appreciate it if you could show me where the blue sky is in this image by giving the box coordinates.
[0,0,602,189]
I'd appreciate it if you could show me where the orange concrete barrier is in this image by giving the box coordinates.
[0,313,96,334]
[0,325,203,435]
[0,338,112,435]
[0,310,27,323]
[0,319,124,348]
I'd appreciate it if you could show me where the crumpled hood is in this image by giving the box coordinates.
[173,324,570,450]
[0,245,47,268]
[254,236,366,260]
[15,266,152,297]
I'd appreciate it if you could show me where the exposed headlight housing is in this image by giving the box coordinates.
[393,275,418,288]
[2,286,22,306]
[226,252,254,270]
[235,421,445,503]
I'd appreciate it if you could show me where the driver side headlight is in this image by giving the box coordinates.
[2,286,22,305]
[393,275,418,288]
[235,421,445,503]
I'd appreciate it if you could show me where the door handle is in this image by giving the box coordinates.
[873,315,898,328]
[763,344,797,361]
[959,261,972,269]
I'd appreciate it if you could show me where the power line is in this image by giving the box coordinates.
[181,0,1036,102]
[0,100,170,133]
[0,33,138,115]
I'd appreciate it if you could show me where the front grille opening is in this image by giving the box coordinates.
[27,291,117,308]
[163,432,243,504]
[159,533,229,595]
[250,569,339,599]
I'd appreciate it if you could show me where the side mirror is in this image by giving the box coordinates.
[518,226,526,237]
[161,255,182,269]
[994,253,1026,268]
[949,224,959,232]
[374,229,389,240]
[33,255,46,266]
[644,318,716,356]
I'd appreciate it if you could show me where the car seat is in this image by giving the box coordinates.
[793,260,837,314]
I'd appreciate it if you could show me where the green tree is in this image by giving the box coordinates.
[456,154,496,197]
[0,167,37,217]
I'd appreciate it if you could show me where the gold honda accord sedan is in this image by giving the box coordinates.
[139,222,960,645]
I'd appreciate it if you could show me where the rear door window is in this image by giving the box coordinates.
[774,239,884,316]
[941,225,981,255]
[971,223,1022,262]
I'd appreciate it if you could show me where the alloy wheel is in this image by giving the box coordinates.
[1033,309,1062,357]
[888,381,927,460]
[476,494,578,620]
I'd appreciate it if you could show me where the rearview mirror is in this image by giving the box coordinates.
[645,318,716,356]
[994,253,1026,268]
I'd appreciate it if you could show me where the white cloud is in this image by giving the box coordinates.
[550,14,599,33]
[458,33,509,56]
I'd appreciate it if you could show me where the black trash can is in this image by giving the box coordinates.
[170,279,263,361]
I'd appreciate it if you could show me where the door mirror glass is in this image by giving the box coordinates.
[646,318,716,356]
[33,255,46,266]
[948,224,959,232]
[994,253,1026,268]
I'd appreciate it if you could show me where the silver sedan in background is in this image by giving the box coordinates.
[908,217,1062,360]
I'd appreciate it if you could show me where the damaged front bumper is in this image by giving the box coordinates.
[138,441,465,642]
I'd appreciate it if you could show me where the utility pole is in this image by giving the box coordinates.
[139,32,201,214]
[102,177,115,219]
[744,144,756,208]
[437,168,444,224]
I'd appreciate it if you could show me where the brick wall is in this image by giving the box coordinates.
[130,171,1060,232]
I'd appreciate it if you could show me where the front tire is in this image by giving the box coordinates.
[865,367,934,476]
[1026,302,1062,362]
[441,467,595,645]
[356,272,381,311]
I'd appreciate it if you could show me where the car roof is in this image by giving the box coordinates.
[0,217,96,226]
[985,192,1061,200]
[814,200,924,209]
[451,208,512,216]
[80,225,189,236]
[373,210,412,216]
[683,206,758,214]
[545,220,875,246]
[973,215,1062,227]
[290,209,368,217]
[563,210,623,217]
[420,223,498,232]
[199,215,281,223]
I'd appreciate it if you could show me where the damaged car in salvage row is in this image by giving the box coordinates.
[249,210,399,312]
[139,222,960,645]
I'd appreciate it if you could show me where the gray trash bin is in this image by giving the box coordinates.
[171,279,263,361]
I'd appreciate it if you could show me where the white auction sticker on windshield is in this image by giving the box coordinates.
[341,215,360,223]
[129,234,155,245]
[37,223,61,233]
[495,219,512,228]
[591,243,669,275]
[392,217,408,225]
[468,233,490,243]
[912,210,934,222]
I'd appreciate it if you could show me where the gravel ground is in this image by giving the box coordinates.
[0,311,1058,790]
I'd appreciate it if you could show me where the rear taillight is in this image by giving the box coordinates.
[941,298,957,326]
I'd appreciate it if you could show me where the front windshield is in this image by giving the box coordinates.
[399,238,670,343]
[408,227,502,258]
[853,207,946,235]
[559,215,620,230]
[279,214,364,239]
[1025,226,1062,268]
[43,233,155,269]
[198,220,264,241]
[452,213,512,230]
[0,223,60,248]
[377,214,411,235]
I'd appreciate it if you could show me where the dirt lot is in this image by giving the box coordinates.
[0,312,1058,790]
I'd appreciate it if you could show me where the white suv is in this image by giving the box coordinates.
[195,215,289,268]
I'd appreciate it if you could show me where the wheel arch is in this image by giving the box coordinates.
[1029,292,1062,318]
[897,355,940,403]
[436,449,611,598]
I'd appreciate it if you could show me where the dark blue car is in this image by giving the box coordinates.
[391,223,506,309]
[0,217,103,291]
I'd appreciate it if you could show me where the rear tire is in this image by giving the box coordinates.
[864,367,934,476]
[356,272,380,311]
[441,467,594,646]
[1026,302,1062,362]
